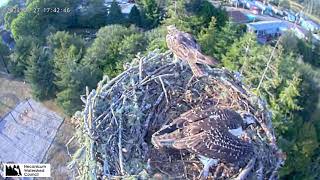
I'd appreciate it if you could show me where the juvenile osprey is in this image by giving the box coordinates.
[166,25,218,77]
[152,106,254,176]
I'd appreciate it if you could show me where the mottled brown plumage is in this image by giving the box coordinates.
[152,106,254,167]
[166,25,218,77]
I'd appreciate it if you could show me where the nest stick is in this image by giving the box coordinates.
[139,57,144,82]
[159,76,169,104]
[234,157,256,180]
[111,106,125,175]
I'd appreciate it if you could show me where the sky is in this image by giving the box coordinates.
[0,0,9,7]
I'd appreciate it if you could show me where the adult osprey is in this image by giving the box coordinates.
[152,106,254,176]
[166,25,218,77]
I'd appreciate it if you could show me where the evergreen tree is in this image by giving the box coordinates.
[145,26,168,51]
[163,0,192,32]
[25,46,56,100]
[0,39,10,73]
[83,25,139,78]
[119,33,148,61]
[48,31,99,115]
[139,0,161,29]
[107,0,125,24]
[221,34,320,179]
[4,6,18,30]
[128,5,142,26]
[9,36,40,77]
[198,17,239,61]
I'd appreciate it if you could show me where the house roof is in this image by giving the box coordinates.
[0,99,63,163]
[305,20,319,28]
[247,20,291,31]
[228,10,249,23]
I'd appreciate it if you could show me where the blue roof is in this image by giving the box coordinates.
[247,21,290,31]
[305,20,319,28]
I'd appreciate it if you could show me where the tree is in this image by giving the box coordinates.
[0,39,10,73]
[55,62,99,115]
[75,0,108,28]
[221,34,320,179]
[145,26,168,51]
[10,0,76,39]
[162,0,193,32]
[139,0,161,29]
[188,0,228,29]
[83,25,139,77]
[9,36,39,77]
[4,6,18,30]
[198,17,239,61]
[11,11,42,40]
[128,5,142,26]
[25,46,56,100]
[163,0,229,35]
[48,31,99,115]
[107,0,125,24]
[119,33,148,61]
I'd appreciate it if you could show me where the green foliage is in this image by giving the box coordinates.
[162,0,192,32]
[11,11,42,40]
[74,0,108,28]
[25,47,56,100]
[145,26,167,51]
[163,0,228,35]
[107,0,125,25]
[223,32,320,179]
[48,31,85,50]
[198,17,239,61]
[9,36,40,77]
[281,32,320,67]
[138,0,161,29]
[83,25,141,78]
[187,0,228,29]
[128,5,142,27]
[48,31,100,115]
[0,39,10,73]
[10,0,75,39]
[55,63,99,115]
[119,33,148,61]
[4,6,18,29]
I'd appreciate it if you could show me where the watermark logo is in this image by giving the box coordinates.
[4,164,50,177]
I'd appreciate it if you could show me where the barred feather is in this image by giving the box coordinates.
[152,107,254,167]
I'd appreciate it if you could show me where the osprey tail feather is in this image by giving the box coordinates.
[196,52,218,66]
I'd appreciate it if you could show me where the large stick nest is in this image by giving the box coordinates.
[70,51,284,179]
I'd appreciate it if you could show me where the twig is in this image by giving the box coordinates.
[66,136,75,158]
[257,38,281,91]
[180,150,189,179]
[159,76,169,104]
[111,105,125,175]
[234,157,256,180]
[139,56,144,82]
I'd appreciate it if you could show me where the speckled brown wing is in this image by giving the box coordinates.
[152,108,254,166]
[173,121,254,167]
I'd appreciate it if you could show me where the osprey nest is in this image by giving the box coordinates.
[70,51,284,179]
